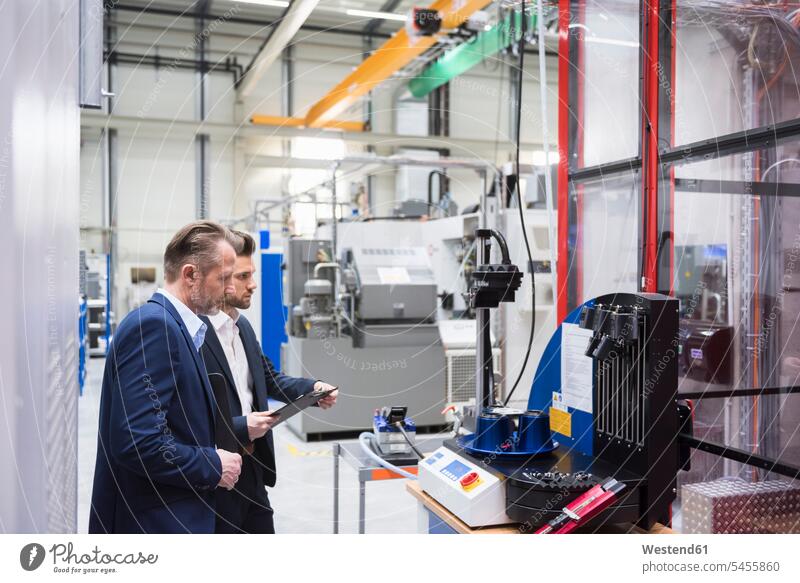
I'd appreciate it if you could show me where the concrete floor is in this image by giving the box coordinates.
[78,357,421,534]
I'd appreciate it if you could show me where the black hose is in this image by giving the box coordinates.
[490,229,512,265]
[504,0,536,407]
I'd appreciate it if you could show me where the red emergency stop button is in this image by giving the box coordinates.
[460,471,481,491]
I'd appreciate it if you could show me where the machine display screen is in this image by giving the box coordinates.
[440,460,471,481]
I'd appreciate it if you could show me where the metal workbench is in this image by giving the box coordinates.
[332,437,445,534]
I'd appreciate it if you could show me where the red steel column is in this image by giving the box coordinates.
[642,0,660,292]
[557,0,571,322]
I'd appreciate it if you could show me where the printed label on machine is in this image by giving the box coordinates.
[560,323,594,413]
[377,267,411,284]
[549,407,572,437]
[551,391,568,412]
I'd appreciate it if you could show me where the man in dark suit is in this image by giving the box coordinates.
[201,231,337,534]
[89,221,243,534]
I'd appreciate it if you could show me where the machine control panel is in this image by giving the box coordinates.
[440,459,471,481]
[421,449,490,496]
[417,446,513,527]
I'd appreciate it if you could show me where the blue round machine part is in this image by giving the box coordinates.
[517,410,556,452]
[463,409,559,459]
[472,413,515,452]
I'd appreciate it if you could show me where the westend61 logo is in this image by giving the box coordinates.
[19,542,158,574]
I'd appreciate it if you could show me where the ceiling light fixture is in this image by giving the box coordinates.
[233,0,290,8]
[345,9,408,22]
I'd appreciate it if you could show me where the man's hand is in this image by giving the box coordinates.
[247,410,280,441]
[216,449,242,490]
[314,381,338,410]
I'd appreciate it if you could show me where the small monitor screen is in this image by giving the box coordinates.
[440,460,471,481]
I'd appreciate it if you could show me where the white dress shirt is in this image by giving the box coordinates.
[208,309,254,415]
[156,287,207,352]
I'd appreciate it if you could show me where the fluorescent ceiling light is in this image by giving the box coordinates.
[234,3,408,23]
[346,9,407,22]
[234,0,290,8]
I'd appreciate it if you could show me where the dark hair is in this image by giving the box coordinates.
[163,220,234,283]
[230,230,256,257]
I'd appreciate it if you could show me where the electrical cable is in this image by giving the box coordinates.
[504,0,536,407]
[358,433,418,480]
[490,228,512,264]
[393,421,425,459]
[760,158,800,181]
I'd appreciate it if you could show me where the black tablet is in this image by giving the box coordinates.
[267,387,337,427]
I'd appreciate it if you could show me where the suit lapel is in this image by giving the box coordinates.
[149,293,216,419]
[199,318,243,415]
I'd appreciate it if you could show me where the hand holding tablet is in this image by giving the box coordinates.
[266,386,338,427]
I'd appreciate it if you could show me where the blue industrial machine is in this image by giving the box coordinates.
[419,228,686,532]
[259,229,287,371]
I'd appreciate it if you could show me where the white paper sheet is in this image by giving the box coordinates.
[560,323,594,413]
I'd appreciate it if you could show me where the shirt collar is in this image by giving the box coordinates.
[156,287,207,351]
[208,309,232,332]
[208,308,240,331]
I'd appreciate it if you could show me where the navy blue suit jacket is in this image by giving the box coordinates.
[89,293,223,533]
[200,314,315,487]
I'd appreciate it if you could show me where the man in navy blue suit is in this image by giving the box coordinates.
[201,231,337,533]
[89,221,244,534]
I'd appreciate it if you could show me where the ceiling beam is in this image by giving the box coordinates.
[237,0,321,99]
[251,114,365,132]
[80,111,542,156]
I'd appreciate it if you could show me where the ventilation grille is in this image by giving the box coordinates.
[445,348,501,404]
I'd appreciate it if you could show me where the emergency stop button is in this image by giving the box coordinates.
[460,471,481,491]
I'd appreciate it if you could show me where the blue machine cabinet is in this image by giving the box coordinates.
[259,230,287,371]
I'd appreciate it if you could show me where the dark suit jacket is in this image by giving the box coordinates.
[89,293,223,534]
[200,313,315,487]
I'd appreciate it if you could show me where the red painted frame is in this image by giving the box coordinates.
[642,0,660,293]
[556,0,571,323]
[556,0,669,322]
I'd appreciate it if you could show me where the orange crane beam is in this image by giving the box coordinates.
[251,115,365,132]
[303,0,494,128]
